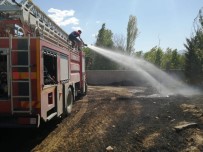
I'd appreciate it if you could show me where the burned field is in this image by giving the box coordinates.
[0,86,203,152]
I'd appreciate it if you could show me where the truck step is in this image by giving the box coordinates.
[47,112,57,121]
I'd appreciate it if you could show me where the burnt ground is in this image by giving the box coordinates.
[0,86,203,152]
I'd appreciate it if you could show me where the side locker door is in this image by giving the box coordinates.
[57,54,69,116]
[56,53,63,116]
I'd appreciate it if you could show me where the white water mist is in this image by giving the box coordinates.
[88,45,201,96]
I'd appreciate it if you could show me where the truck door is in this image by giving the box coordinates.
[58,54,69,116]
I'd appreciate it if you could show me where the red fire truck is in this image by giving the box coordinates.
[0,0,87,127]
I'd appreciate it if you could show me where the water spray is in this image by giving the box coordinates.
[87,45,201,97]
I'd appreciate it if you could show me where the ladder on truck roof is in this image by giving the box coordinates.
[0,0,70,46]
[9,34,32,114]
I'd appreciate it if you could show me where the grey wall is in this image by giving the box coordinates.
[86,70,185,86]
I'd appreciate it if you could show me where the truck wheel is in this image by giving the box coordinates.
[64,88,73,115]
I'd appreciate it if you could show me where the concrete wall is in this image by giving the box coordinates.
[86,70,185,86]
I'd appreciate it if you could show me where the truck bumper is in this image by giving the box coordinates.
[0,114,40,128]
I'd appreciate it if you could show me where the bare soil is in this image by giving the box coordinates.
[0,86,203,152]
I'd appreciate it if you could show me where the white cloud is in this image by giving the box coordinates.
[48,8,75,16]
[48,8,79,26]
[60,17,79,26]
[96,20,101,24]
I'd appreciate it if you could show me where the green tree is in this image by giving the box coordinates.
[161,48,172,70]
[91,23,117,70]
[96,23,113,47]
[184,35,203,84]
[126,15,138,54]
[83,47,93,70]
[154,47,163,67]
[144,46,163,68]
[171,49,183,69]
[159,48,184,70]
[144,46,156,63]
[184,8,203,84]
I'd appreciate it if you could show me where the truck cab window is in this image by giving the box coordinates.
[43,49,57,85]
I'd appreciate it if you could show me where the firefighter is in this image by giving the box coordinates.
[68,30,85,49]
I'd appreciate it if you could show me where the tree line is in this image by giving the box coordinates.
[84,9,203,85]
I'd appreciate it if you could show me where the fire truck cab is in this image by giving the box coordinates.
[0,0,87,127]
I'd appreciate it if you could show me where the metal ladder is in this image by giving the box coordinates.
[9,34,32,114]
[0,0,69,43]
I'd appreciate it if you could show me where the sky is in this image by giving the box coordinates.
[19,0,203,51]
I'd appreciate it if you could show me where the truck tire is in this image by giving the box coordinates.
[64,88,73,115]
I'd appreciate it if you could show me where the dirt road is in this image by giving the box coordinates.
[0,86,203,152]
